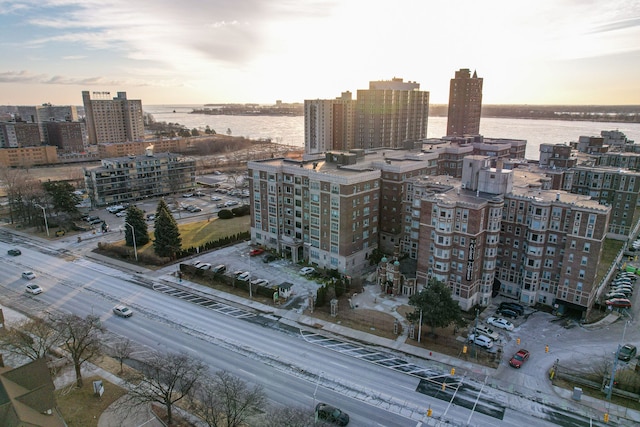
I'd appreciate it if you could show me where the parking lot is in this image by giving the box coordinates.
[181,242,323,310]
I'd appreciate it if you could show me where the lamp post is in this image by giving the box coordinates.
[607,320,630,400]
[124,221,138,261]
[34,203,49,237]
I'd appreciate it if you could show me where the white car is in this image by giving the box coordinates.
[250,278,269,287]
[473,324,500,341]
[467,333,494,349]
[486,316,515,331]
[237,272,251,282]
[26,283,43,295]
[300,267,315,275]
[22,271,36,280]
[197,263,212,270]
[112,305,133,318]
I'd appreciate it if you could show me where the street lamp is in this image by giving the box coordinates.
[34,203,49,237]
[607,320,630,400]
[124,221,138,261]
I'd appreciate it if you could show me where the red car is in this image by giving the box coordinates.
[605,298,632,308]
[509,349,530,368]
[249,248,264,256]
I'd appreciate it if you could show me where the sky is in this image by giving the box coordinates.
[1,0,639,106]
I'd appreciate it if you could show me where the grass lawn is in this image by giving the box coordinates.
[116,216,250,258]
[56,376,127,427]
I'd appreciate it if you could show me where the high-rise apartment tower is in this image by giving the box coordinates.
[446,69,483,137]
[82,91,144,145]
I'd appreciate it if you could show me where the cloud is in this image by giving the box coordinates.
[62,55,86,60]
[0,70,48,83]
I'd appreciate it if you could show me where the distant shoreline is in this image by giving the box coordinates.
[188,103,640,123]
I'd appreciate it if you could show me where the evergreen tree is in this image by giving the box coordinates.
[124,205,149,247]
[407,278,464,336]
[153,199,181,258]
[42,181,81,216]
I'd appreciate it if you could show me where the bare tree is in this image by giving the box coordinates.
[54,314,104,387]
[123,351,206,425]
[111,338,133,374]
[191,370,266,427]
[0,318,61,360]
[258,405,315,427]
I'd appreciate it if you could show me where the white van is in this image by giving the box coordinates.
[300,267,315,275]
[237,271,250,282]
[468,333,494,349]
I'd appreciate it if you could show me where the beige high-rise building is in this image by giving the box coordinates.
[82,91,144,145]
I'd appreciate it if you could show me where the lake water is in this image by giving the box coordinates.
[144,104,640,161]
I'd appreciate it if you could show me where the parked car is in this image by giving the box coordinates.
[249,248,265,256]
[112,305,133,318]
[315,403,350,426]
[499,302,524,316]
[237,272,251,282]
[606,292,630,299]
[194,191,206,197]
[85,215,100,222]
[496,308,518,319]
[610,286,633,294]
[7,248,21,256]
[618,344,638,361]
[182,193,194,198]
[300,266,316,275]
[197,263,212,270]
[25,283,43,295]
[486,317,515,331]
[509,349,530,368]
[467,333,494,349]
[250,278,269,287]
[146,214,156,221]
[89,218,103,225]
[22,271,36,280]
[263,254,277,263]
[211,196,222,201]
[116,210,128,217]
[212,264,226,274]
[473,324,500,341]
[106,205,125,213]
[190,207,202,213]
[605,298,632,308]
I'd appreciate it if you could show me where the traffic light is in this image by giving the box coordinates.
[450,368,455,376]
[441,382,446,391]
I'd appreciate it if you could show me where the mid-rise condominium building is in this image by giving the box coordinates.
[84,147,195,207]
[82,91,144,145]
[446,68,483,137]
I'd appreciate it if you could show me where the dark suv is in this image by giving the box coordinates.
[315,403,349,426]
[499,302,524,316]
[618,344,637,361]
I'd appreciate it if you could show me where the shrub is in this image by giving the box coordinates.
[218,209,234,219]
